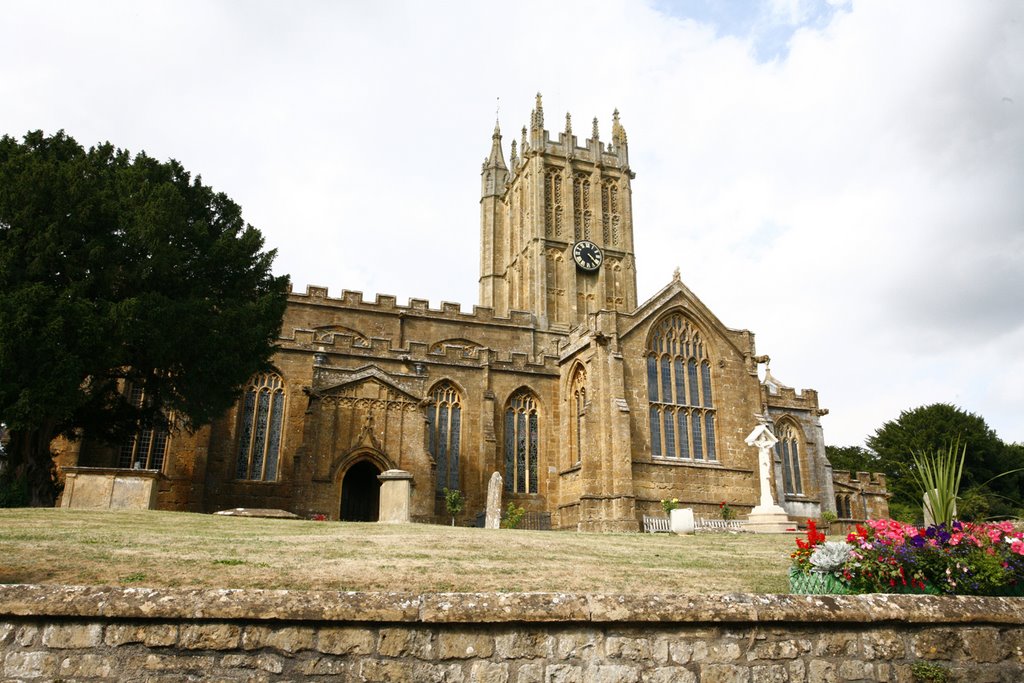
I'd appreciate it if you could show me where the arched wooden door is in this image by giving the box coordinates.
[340,460,381,522]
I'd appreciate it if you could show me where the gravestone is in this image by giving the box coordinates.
[485,472,502,529]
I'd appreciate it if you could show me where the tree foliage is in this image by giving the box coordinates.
[0,130,288,505]
[865,403,1023,520]
[825,445,877,473]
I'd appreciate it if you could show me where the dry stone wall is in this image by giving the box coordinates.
[1,586,1023,682]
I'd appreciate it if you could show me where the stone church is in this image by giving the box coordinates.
[57,95,888,531]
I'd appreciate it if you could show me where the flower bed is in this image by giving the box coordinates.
[789,519,1024,596]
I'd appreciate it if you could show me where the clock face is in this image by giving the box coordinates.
[572,240,604,272]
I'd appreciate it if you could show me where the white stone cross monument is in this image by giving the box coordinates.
[742,421,795,533]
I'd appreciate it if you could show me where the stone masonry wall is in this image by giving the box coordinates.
[2,586,1023,682]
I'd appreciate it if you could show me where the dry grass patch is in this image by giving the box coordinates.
[0,509,795,594]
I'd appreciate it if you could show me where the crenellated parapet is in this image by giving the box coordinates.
[764,385,821,413]
[286,285,536,326]
[833,470,888,489]
[489,350,560,376]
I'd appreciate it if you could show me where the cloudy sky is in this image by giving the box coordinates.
[3,1,1022,447]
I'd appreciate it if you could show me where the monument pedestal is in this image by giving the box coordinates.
[377,469,413,523]
[743,504,795,534]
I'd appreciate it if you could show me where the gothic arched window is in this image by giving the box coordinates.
[569,367,587,466]
[426,382,462,492]
[505,390,540,494]
[235,373,285,481]
[118,384,169,471]
[544,167,562,238]
[646,313,717,461]
[775,422,803,495]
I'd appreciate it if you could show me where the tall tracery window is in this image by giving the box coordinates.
[505,390,540,494]
[775,422,803,495]
[235,373,285,481]
[544,167,562,237]
[569,367,587,466]
[573,172,592,240]
[646,313,717,461]
[426,382,462,492]
[601,178,619,244]
[118,385,169,471]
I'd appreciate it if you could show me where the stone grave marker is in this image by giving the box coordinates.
[485,472,502,529]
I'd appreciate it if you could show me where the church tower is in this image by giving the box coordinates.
[479,94,638,329]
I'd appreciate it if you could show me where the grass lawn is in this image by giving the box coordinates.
[0,509,799,594]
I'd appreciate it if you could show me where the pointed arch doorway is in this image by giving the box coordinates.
[340,460,382,522]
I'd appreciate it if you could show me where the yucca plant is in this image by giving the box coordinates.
[910,440,966,526]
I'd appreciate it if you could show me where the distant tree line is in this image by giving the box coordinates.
[827,403,1024,522]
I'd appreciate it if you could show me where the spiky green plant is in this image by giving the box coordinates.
[910,440,965,526]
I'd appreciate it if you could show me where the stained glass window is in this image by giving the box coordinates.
[692,414,704,460]
[664,409,676,457]
[118,384,170,471]
[235,373,286,481]
[704,412,716,461]
[645,313,717,461]
[660,357,672,404]
[777,422,803,495]
[688,359,700,406]
[677,410,689,457]
[650,406,662,456]
[674,358,685,405]
[504,410,515,493]
[427,382,462,492]
[506,391,540,494]
[701,361,713,407]
[646,356,658,402]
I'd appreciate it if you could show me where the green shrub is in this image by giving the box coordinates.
[501,502,525,529]
[443,488,464,526]
[0,475,29,508]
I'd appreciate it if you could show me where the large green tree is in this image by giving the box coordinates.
[0,130,288,506]
[866,403,1023,520]
[825,445,877,473]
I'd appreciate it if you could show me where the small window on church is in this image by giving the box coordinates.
[505,390,540,494]
[235,373,285,481]
[427,381,462,492]
[118,385,170,471]
[570,367,586,466]
[646,313,717,461]
[775,422,803,495]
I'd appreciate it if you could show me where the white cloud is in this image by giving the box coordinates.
[2,0,1021,445]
